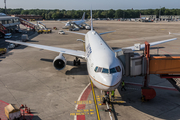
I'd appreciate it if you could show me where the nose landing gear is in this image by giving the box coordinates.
[73,57,81,66]
[102,91,110,104]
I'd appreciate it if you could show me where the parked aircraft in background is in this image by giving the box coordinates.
[169,32,180,35]
[62,12,89,29]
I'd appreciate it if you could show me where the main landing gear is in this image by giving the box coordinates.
[73,57,81,66]
[102,91,110,104]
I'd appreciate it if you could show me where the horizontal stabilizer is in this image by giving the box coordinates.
[99,31,115,35]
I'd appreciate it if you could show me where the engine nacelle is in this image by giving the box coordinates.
[53,54,66,70]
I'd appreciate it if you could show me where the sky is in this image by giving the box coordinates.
[0,0,180,10]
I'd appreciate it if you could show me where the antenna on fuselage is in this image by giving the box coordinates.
[91,7,93,31]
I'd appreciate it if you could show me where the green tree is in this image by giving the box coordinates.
[52,13,57,19]
[107,9,115,18]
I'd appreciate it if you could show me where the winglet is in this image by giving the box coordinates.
[91,8,93,31]
[169,32,171,35]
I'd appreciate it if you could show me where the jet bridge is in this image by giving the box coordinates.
[116,42,180,100]
[19,18,36,30]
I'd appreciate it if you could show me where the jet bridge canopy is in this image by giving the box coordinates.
[149,55,180,74]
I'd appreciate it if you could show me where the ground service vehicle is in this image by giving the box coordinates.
[58,30,65,35]
[69,28,79,31]
[0,48,7,54]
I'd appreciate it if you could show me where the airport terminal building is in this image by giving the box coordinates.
[160,15,180,20]
[0,13,20,33]
[11,15,43,20]
[141,15,157,20]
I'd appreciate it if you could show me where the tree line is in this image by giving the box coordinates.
[0,7,180,19]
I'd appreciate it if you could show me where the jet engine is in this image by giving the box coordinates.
[53,54,66,70]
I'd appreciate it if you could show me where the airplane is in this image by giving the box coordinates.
[169,32,180,35]
[6,10,177,103]
[62,12,89,29]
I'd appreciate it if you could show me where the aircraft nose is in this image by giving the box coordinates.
[102,74,121,88]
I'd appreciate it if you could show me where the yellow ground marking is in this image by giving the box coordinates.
[90,109,94,111]
[81,113,85,115]
[91,80,101,120]
[161,29,165,30]
[84,109,89,112]
[76,113,81,115]
[70,113,75,116]
[90,112,94,115]
[112,101,126,103]
[74,100,92,104]
[70,112,95,116]
[77,110,83,112]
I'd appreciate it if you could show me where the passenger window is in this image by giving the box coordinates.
[110,68,116,74]
[94,66,98,72]
[116,66,121,72]
[102,68,109,73]
[97,67,102,72]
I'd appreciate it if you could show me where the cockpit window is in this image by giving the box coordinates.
[97,67,102,72]
[116,66,121,72]
[102,68,109,73]
[110,68,116,74]
[94,66,98,72]
[94,66,121,74]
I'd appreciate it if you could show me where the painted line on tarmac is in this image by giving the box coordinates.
[126,82,178,91]
[74,83,91,120]
[91,80,101,120]
[75,83,91,110]
[106,102,113,120]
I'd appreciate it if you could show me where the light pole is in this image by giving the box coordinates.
[4,0,6,14]
[159,6,161,21]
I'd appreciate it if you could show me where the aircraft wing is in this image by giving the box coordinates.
[5,40,85,58]
[114,38,177,52]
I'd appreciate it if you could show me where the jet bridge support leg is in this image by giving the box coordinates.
[141,42,156,101]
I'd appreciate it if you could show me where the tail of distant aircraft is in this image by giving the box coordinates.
[82,12,85,20]
[91,9,93,31]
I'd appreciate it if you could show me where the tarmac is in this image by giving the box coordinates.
[0,20,180,120]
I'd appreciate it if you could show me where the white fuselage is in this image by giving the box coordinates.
[85,30,123,91]
[65,20,86,28]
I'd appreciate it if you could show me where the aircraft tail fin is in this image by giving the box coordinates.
[91,8,93,31]
[82,12,85,20]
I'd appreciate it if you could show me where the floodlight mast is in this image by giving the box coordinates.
[4,0,6,14]
[159,6,161,21]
